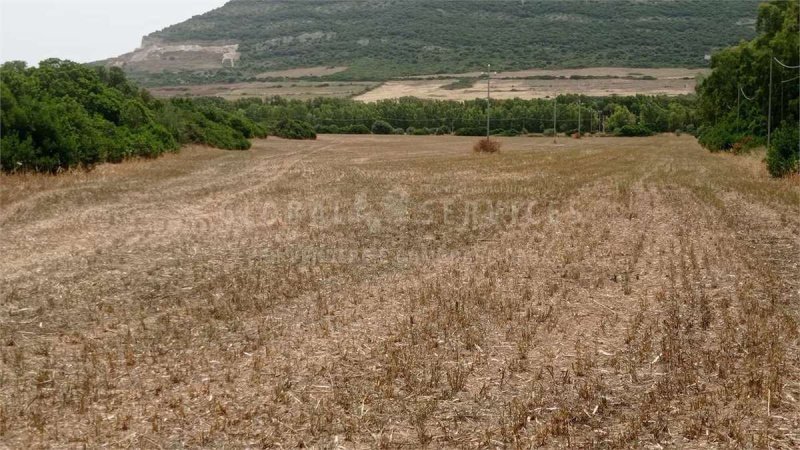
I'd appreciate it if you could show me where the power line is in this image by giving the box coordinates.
[773,57,800,69]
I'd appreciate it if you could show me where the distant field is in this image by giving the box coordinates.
[408,67,709,80]
[358,67,706,102]
[148,67,705,101]
[148,80,379,100]
[256,66,349,79]
[2,135,799,447]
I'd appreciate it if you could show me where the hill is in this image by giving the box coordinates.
[109,0,760,84]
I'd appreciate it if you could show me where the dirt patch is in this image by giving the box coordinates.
[408,67,708,80]
[148,81,379,100]
[356,77,699,102]
[256,66,349,79]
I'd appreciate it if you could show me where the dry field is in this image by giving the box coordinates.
[355,78,698,102]
[407,68,708,80]
[357,67,706,102]
[148,81,379,101]
[256,66,350,79]
[1,135,800,448]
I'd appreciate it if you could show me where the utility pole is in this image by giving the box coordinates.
[553,97,557,143]
[737,84,741,127]
[486,64,491,139]
[768,56,773,149]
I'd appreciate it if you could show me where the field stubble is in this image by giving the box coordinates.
[1,135,799,448]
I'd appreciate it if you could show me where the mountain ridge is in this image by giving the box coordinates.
[108,0,761,84]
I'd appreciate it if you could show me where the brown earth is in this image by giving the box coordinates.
[407,67,708,80]
[356,77,699,102]
[148,81,379,101]
[1,135,799,448]
[256,66,350,79]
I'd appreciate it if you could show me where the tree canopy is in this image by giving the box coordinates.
[696,0,799,176]
[1,60,265,172]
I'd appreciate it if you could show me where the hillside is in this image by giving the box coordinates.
[110,0,760,84]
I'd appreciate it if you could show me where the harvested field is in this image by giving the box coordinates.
[407,67,708,80]
[2,135,800,448]
[148,81,378,100]
[256,66,349,79]
[356,77,699,102]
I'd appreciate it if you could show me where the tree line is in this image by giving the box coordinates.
[1,60,701,173]
[235,95,698,137]
[1,60,265,172]
[696,0,799,177]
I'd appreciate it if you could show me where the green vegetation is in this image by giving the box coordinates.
[696,0,799,176]
[236,95,697,137]
[1,60,266,172]
[131,0,759,84]
[767,123,799,177]
[272,118,317,140]
[370,120,394,135]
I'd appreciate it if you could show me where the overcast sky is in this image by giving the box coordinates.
[1,0,229,65]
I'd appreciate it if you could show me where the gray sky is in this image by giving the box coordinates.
[1,0,229,65]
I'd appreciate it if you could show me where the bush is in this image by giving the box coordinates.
[730,135,760,154]
[473,138,501,153]
[697,121,747,152]
[342,124,371,134]
[272,118,317,140]
[408,127,433,135]
[455,127,486,136]
[316,124,340,134]
[542,128,556,137]
[766,123,799,177]
[0,60,230,172]
[371,120,394,134]
[607,105,637,132]
[616,124,654,137]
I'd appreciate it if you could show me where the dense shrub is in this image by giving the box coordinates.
[408,127,433,135]
[766,123,799,177]
[607,105,637,132]
[272,118,317,140]
[316,124,341,134]
[0,59,264,172]
[433,126,451,135]
[473,138,501,153]
[697,121,748,152]
[342,124,371,134]
[371,120,394,134]
[455,127,487,136]
[542,128,556,137]
[160,99,264,149]
[616,124,654,137]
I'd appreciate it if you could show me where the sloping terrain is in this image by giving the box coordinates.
[1,135,799,447]
[111,0,759,82]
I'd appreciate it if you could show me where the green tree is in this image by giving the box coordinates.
[607,105,637,132]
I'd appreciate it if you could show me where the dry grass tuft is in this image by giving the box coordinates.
[473,138,501,153]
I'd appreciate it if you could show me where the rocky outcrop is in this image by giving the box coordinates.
[109,37,240,72]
